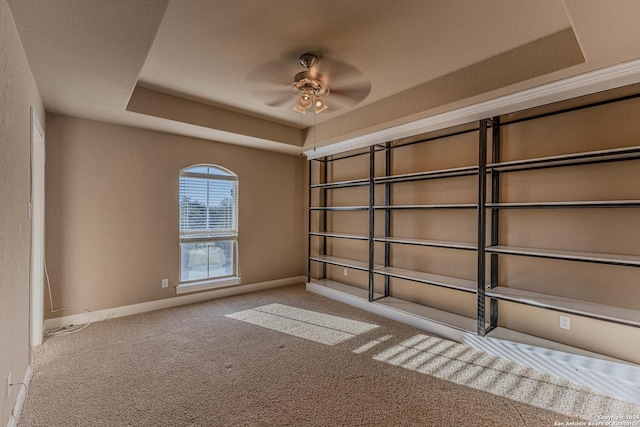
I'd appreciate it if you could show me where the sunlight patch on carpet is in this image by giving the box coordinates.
[226,303,379,346]
[373,334,636,420]
[352,334,393,354]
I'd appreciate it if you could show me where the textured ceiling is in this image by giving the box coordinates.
[8,0,640,154]
[138,0,571,126]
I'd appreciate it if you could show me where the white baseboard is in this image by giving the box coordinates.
[6,364,31,427]
[307,281,640,406]
[44,276,306,331]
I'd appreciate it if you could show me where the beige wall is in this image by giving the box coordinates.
[0,0,45,424]
[310,95,640,364]
[45,114,305,316]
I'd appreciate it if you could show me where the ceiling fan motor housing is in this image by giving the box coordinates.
[292,53,329,98]
[292,70,330,97]
[299,53,320,69]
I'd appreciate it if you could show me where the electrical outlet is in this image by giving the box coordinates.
[560,315,571,330]
[6,372,11,398]
[161,278,169,288]
[343,268,348,276]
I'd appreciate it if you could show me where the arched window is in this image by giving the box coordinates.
[178,164,240,292]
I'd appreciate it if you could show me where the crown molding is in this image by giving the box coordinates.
[304,59,640,160]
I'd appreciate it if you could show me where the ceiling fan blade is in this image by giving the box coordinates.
[246,59,297,106]
[320,57,366,83]
[246,60,296,86]
[265,96,293,107]
[247,86,293,107]
[330,81,372,106]
[318,56,371,106]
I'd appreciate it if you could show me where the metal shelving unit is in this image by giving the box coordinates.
[310,178,369,189]
[486,145,640,172]
[309,231,368,241]
[308,91,640,342]
[373,266,477,293]
[368,130,483,333]
[308,255,372,271]
[308,126,484,334]
[373,204,477,210]
[485,246,640,267]
[484,286,640,327]
[372,237,476,251]
[373,165,479,183]
[309,206,369,211]
[307,149,374,295]
[483,97,640,332]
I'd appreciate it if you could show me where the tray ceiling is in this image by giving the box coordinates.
[8,0,640,154]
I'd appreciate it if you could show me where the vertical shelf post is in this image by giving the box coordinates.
[307,159,312,283]
[321,158,328,280]
[477,119,488,336]
[384,142,391,297]
[489,117,501,329]
[369,145,376,302]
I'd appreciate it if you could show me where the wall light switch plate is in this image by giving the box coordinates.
[560,315,571,330]
[343,268,348,276]
[161,279,169,288]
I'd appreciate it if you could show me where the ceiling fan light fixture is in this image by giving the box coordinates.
[294,90,315,114]
[299,92,313,108]
[314,97,328,113]
[293,102,306,114]
[291,54,330,114]
[292,89,329,114]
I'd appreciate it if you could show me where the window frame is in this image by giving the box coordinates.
[176,164,241,294]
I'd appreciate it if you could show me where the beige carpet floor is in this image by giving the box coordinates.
[18,284,639,426]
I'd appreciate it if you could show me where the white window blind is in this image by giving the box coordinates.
[179,165,239,284]
[179,167,238,236]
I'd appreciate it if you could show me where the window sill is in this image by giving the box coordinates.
[175,276,242,295]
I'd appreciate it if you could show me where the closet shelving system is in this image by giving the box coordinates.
[484,109,640,330]
[308,149,374,300]
[308,90,640,340]
[308,123,485,334]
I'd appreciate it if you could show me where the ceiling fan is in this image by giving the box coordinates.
[247,52,371,115]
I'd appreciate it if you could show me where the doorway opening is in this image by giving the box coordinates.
[30,107,45,346]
